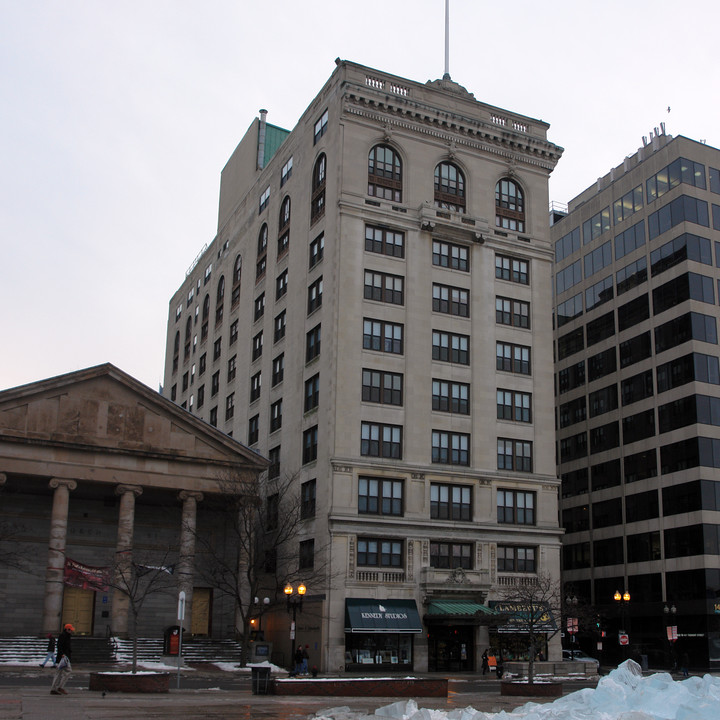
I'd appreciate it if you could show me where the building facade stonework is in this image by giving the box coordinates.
[163,60,564,672]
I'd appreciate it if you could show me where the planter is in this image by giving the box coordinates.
[500,680,563,698]
[274,677,447,697]
[89,672,170,693]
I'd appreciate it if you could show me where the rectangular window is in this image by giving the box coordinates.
[227,355,237,382]
[211,371,219,396]
[556,259,582,295]
[276,269,288,300]
[274,310,286,343]
[270,399,283,432]
[272,353,284,386]
[301,479,316,519]
[433,240,469,271]
[557,293,583,327]
[314,108,328,143]
[309,232,324,268]
[209,406,217,427]
[281,156,293,186]
[497,489,535,524]
[624,449,657,483]
[620,330,652,368]
[361,422,402,459]
[585,275,613,312]
[199,353,206,376]
[363,318,403,355]
[254,293,265,321]
[586,311,615,347]
[555,226,581,263]
[299,539,315,570]
[496,342,531,375]
[558,361,585,394]
[582,207,610,243]
[252,331,263,361]
[616,256,648,296]
[358,477,403,516]
[558,396,586,428]
[432,380,470,414]
[197,384,204,408]
[614,219,645,260]
[364,270,404,305]
[613,185,643,224]
[588,347,617,382]
[229,320,239,345]
[225,392,234,421]
[497,440,533,473]
[248,414,259,445]
[250,371,261,402]
[647,157,706,203]
[648,195,710,241]
[432,330,469,364]
[589,421,620,453]
[497,389,532,423]
[306,324,321,362]
[651,232,712,277]
[430,542,473,570]
[362,369,403,406]
[365,224,405,258]
[558,327,584,360]
[498,546,536,573]
[584,240,612,278]
[621,370,653,406]
[496,297,530,329]
[304,373,320,412]
[432,431,470,465]
[259,186,270,213]
[307,276,323,314]
[357,538,402,568]
[302,425,318,464]
[213,337,222,361]
[430,483,471,521]
[433,283,469,317]
[496,254,530,284]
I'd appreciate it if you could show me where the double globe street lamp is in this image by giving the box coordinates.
[614,590,631,659]
[285,582,306,672]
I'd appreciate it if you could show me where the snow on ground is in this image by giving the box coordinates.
[311,661,720,720]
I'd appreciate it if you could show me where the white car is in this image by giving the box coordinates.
[563,649,599,666]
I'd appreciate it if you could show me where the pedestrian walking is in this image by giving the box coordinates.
[481,649,489,675]
[39,634,56,668]
[293,645,303,676]
[301,644,310,674]
[680,651,689,678]
[50,624,73,695]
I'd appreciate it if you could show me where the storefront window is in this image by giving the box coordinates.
[344,633,413,670]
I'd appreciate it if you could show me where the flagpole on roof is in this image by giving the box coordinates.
[443,0,451,80]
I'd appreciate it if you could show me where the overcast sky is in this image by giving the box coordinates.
[2,0,718,392]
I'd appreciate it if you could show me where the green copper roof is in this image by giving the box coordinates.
[262,124,290,165]
[426,601,499,617]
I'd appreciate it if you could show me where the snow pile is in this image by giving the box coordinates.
[312,661,720,720]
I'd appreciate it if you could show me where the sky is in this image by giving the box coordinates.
[1,0,718,392]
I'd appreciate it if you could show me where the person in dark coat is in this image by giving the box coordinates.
[40,634,56,668]
[301,645,310,675]
[481,650,489,675]
[50,624,73,695]
[293,645,303,676]
[680,651,689,677]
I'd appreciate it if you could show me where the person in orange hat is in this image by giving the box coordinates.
[50,624,73,695]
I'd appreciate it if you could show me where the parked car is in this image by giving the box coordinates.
[563,649,599,666]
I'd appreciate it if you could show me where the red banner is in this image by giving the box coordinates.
[63,558,110,592]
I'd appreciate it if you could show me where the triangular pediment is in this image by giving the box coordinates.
[0,363,267,469]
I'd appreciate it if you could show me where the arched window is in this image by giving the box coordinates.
[278,197,290,257]
[215,275,225,326]
[257,224,268,280]
[184,316,192,358]
[368,144,402,202]
[434,162,465,213]
[173,330,180,372]
[311,154,326,223]
[495,178,525,232]
[231,255,242,307]
[201,294,210,342]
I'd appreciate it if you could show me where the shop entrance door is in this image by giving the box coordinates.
[191,588,212,635]
[428,625,474,672]
[61,587,95,635]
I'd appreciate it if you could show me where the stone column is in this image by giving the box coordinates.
[111,484,142,637]
[42,478,77,635]
[177,491,203,634]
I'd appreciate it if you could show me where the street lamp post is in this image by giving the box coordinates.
[614,590,631,660]
[566,595,579,653]
[285,582,306,674]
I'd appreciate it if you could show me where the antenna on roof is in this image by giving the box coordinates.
[443,0,451,80]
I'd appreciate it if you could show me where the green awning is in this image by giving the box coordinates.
[424,601,500,624]
[345,599,422,633]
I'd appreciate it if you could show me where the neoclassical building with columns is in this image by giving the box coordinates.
[0,363,267,638]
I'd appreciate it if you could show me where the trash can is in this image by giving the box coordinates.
[251,665,271,695]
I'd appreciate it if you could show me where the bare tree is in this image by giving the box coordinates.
[188,468,307,665]
[495,572,562,684]
[106,549,178,673]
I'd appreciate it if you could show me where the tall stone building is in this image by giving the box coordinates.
[163,59,563,672]
[553,131,720,669]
